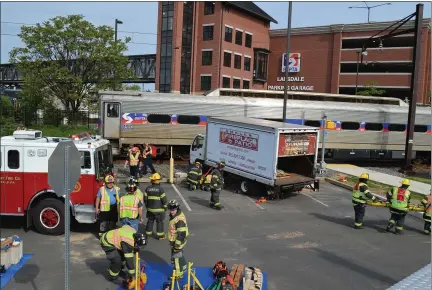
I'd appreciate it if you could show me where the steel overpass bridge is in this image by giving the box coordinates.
[0,54,156,89]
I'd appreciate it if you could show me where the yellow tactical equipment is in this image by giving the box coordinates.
[366,200,426,212]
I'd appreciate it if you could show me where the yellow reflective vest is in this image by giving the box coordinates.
[129,152,140,166]
[100,186,120,212]
[119,194,141,219]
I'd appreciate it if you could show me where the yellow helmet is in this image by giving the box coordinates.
[105,175,115,183]
[401,179,410,186]
[359,173,369,180]
[150,173,161,181]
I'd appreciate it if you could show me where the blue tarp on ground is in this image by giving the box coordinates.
[118,262,267,290]
[0,254,33,289]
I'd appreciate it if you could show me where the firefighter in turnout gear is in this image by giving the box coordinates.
[386,179,411,235]
[187,161,202,191]
[126,146,141,179]
[352,173,376,229]
[420,193,431,235]
[119,180,144,232]
[144,173,168,239]
[209,161,225,210]
[128,176,144,203]
[167,199,189,280]
[100,225,147,285]
[96,175,120,237]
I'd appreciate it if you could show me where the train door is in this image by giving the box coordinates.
[103,102,121,138]
[2,146,24,215]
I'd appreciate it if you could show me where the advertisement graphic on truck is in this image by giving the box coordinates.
[206,122,277,180]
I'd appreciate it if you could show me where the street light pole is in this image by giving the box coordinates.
[401,3,423,172]
[114,18,123,42]
[282,1,292,122]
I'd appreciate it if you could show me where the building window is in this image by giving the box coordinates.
[203,25,214,41]
[235,30,243,45]
[234,54,241,69]
[245,33,252,48]
[159,2,174,93]
[202,50,212,65]
[253,50,269,82]
[180,2,194,94]
[224,26,233,42]
[243,80,250,89]
[233,78,240,89]
[244,56,251,71]
[223,52,231,67]
[223,77,230,88]
[204,2,215,15]
[200,75,212,91]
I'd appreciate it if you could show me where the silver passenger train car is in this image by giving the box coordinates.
[98,89,431,162]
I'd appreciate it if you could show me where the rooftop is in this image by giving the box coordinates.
[270,18,431,36]
[224,1,278,24]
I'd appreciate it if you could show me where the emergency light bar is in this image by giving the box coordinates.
[69,132,93,141]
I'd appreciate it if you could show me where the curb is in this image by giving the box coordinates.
[325,178,423,220]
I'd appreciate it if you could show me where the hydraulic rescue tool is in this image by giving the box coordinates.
[122,234,147,290]
[163,262,204,290]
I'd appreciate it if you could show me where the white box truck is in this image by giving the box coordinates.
[189,117,320,196]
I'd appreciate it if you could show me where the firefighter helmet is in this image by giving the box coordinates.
[167,199,180,210]
[105,175,115,183]
[218,161,226,168]
[401,178,411,186]
[359,173,369,180]
[126,180,137,192]
[133,232,147,247]
[150,173,161,181]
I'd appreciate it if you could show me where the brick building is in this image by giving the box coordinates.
[155,1,431,103]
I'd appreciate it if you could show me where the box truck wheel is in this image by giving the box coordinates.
[33,198,65,235]
[240,180,250,195]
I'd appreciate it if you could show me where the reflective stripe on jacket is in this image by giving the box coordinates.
[389,187,410,211]
[100,186,119,212]
[102,225,135,249]
[119,194,141,219]
[168,211,189,250]
[352,182,370,205]
[144,184,168,213]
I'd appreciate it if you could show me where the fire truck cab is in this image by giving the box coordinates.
[0,129,113,235]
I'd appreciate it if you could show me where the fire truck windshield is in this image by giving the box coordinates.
[95,144,113,178]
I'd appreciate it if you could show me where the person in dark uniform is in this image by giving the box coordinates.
[142,143,156,176]
[144,173,168,239]
[187,161,202,191]
[209,161,225,210]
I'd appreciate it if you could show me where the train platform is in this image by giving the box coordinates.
[327,164,431,196]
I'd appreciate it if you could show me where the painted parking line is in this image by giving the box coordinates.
[245,196,265,210]
[171,184,192,211]
[299,192,329,207]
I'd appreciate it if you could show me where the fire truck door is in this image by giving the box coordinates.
[2,146,24,215]
[104,102,121,138]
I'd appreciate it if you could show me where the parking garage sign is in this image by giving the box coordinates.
[282,53,301,73]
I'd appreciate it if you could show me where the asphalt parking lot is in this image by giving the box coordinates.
[2,180,430,290]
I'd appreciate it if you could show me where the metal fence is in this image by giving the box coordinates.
[2,107,99,128]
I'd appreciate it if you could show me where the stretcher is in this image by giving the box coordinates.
[366,200,426,212]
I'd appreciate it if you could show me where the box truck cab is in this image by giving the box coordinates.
[190,117,320,197]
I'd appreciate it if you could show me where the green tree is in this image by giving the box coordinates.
[10,15,133,116]
[356,81,386,97]
[123,84,141,91]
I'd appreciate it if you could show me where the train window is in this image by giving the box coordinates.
[177,115,201,125]
[106,103,119,118]
[147,114,171,124]
[8,150,19,169]
[414,125,428,133]
[341,122,360,130]
[264,118,283,122]
[304,120,320,127]
[365,123,383,131]
[388,124,405,132]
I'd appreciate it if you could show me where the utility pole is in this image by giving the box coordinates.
[401,3,423,172]
[349,2,391,23]
[282,1,292,122]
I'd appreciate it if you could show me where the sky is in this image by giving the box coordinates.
[1,1,431,90]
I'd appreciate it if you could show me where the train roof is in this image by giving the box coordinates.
[0,130,110,149]
[99,91,431,115]
[208,116,320,132]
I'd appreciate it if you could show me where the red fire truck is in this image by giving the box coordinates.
[0,129,113,235]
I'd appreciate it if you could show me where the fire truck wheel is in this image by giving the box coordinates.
[33,198,65,235]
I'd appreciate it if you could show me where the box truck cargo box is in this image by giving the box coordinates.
[189,117,320,196]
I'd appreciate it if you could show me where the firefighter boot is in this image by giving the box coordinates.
[386,220,395,233]
[112,275,125,285]
[395,228,404,235]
